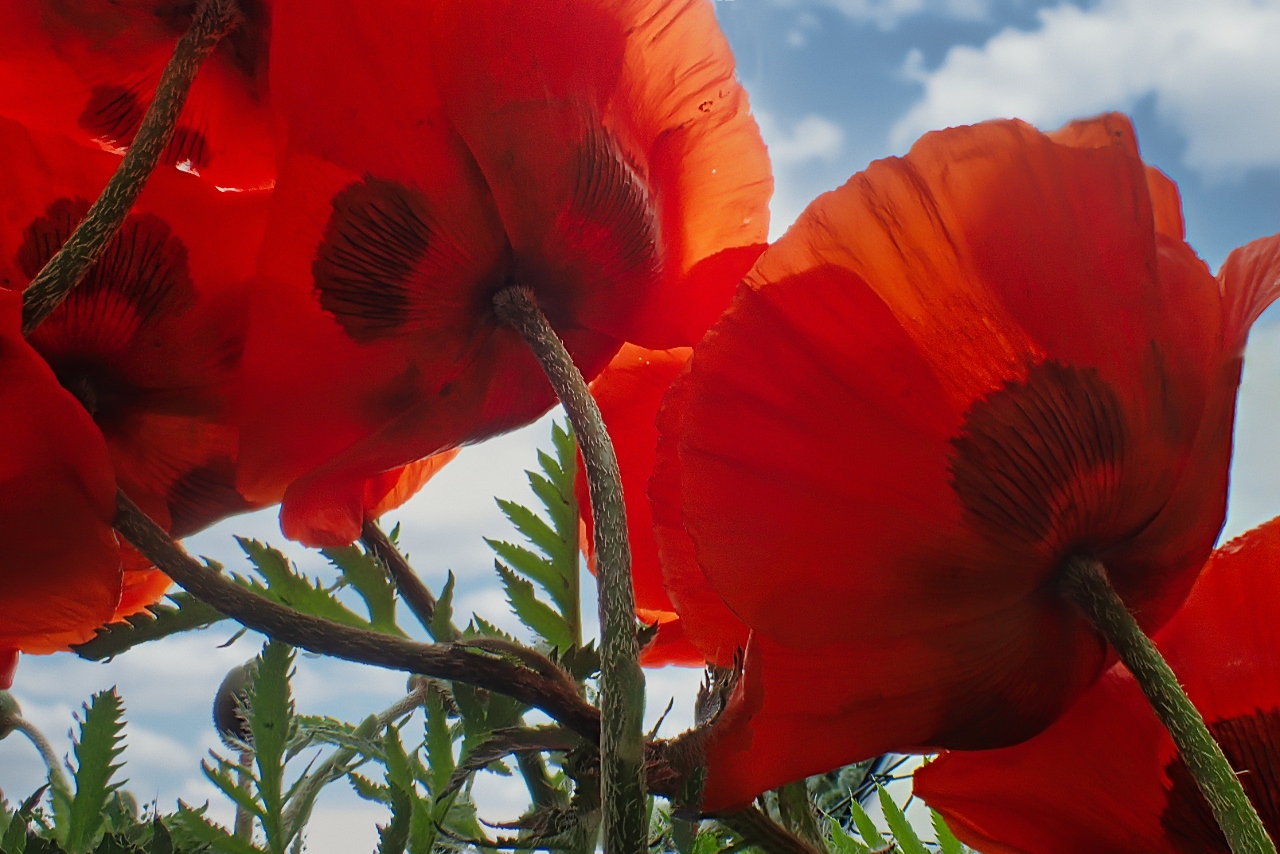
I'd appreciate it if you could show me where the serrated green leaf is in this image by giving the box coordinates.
[348,773,391,804]
[465,616,516,643]
[494,501,561,566]
[846,799,881,847]
[247,642,295,854]
[828,819,871,854]
[484,540,567,612]
[551,422,576,475]
[406,801,435,854]
[876,788,926,854]
[931,810,964,854]
[172,805,258,854]
[200,760,263,821]
[236,540,371,630]
[559,643,601,682]
[430,573,459,643]
[72,595,226,661]
[423,689,454,797]
[88,834,140,854]
[21,838,69,854]
[494,562,573,650]
[150,818,173,854]
[66,690,127,853]
[380,726,414,794]
[529,466,575,541]
[322,546,404,635]
[375,785,411,854]
[1,786,43,854]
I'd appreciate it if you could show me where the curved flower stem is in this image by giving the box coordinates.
[20,0,241,334]
[361,520,437,631]
[10,718,73,802]
[112,490,602,742]
[1062,556,1276,854]
[492,286,647,854]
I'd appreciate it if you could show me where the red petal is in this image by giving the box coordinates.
[916,516,1280,853]
[0,650,16,689]
[0,118,269,536]
[0,287,122,654]
[0,1,275,188]
[674,116,1244,804]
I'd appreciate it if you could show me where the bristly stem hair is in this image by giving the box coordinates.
[1062,555,1277,854]
[493,285,648,854]
[21,0,241,335]
[112,490,603,743]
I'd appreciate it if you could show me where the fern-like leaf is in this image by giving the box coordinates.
[235,540,371,631]
[876,787,927,854]
[322,545,403,635]
[72,595,225,661]
[494,562,573,650]
[65,690,128,853]
[246,642,296,854]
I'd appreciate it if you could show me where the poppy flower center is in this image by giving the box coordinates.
[949,360,1126,564]
[149,0,270,82]
[1162,708,1280,851]
[17,197,196,425]
[312,175,467,343]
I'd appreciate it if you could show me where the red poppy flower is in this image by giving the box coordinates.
[655,114,1280,810]
[235,0,771,547]
[0,286,121,680]
[0,0,274,189]
[577,344,749,667]
[915,512,1280,853]
[0,118,269,538]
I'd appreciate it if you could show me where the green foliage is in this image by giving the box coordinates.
[485,421,583,653]
[932,810,965,854]
[64,691,128,853]
[234,540,390,635]
[877,787,928,854]
[321,546,404,636]
[72,595,226,662]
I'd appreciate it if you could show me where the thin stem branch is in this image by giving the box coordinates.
[360,520,437,631]
[20,0,241,334]
[234,749,254,842]
[282,684,430,841]
[112,490,601,742]
[1062,556,1276,854]
[11,718,72,802]
[716,806,825,854]
[493,286,647,854]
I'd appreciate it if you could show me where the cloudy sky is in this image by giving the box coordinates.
[6,1,1280,851]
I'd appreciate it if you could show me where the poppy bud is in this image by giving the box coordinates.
[213,662,253,750]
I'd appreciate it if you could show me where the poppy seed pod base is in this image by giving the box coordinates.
[1061,556,1276,854]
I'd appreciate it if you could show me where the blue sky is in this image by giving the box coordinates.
[6,1,1280,850]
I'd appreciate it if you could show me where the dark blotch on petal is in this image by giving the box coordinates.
[19,197,197,423]
[314,176,435,343]
[167,459,253,538]
[950,361,1126,555]
[78,84,211,171]
[1162,708,1280,852]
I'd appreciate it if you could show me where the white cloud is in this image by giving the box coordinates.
[758,113,847,165]
[773,0,987,29]
[892,0,1280,176]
